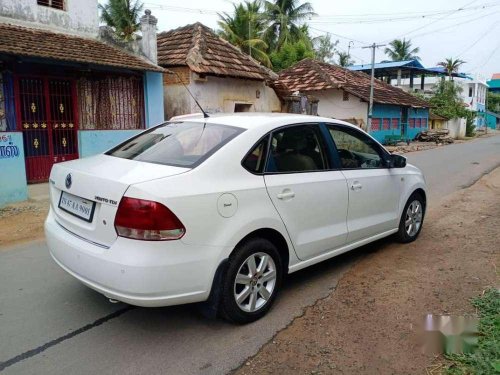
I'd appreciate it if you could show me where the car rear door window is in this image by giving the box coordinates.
[107,121,243,167]
[242,136,269,174]
[266,125,328,173]
[327,125,384,169]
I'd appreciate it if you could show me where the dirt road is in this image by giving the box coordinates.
[234,168,500,374]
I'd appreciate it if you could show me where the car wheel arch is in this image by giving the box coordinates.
[232,228,290,276]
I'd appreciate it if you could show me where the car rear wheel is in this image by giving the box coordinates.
[396,193,425,243]
[220,238,282,324]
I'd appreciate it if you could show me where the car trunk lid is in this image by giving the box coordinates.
[49,154,189,247]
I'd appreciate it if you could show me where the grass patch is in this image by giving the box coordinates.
[446,288,500,374]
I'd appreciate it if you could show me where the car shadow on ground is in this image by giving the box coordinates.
[94,235,396,331]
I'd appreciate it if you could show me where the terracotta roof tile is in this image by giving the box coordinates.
[275,59,430,108]
[0,23,163,72]
[157,22,272,81]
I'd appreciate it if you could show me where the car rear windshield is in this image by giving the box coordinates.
[106,121,244,167]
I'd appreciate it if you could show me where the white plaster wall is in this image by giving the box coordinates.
[0,0,99,36]
[189,75,281,114]
[444,118,466,139]
[310,88,368,122]
[164,84,194,120]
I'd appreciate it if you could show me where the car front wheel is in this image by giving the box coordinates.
[396,193,425,243]
[220,238,282,324]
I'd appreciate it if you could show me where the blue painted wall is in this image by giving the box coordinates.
[407,107,429,140]
[370,104,402,143]
[486,113,498,129]
[0,132,28,207]
[144,71,165,128]
[78,130,142,158]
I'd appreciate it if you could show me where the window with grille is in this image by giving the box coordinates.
[382,118,390,130]
[0,72,16,132]
[371,118,380,131]
[409,119,415,128]
[77,75,145,130]
[37,0,64,10]
[391,118,399,129]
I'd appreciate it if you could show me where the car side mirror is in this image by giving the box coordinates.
[387,154,406,168]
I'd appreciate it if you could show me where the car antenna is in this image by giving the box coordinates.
[167,70,209,119]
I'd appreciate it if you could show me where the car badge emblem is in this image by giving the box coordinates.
[65,173,72,189]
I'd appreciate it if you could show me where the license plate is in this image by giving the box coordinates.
[58,191,96,222]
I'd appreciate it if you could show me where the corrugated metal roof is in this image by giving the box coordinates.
[349,59,425,70]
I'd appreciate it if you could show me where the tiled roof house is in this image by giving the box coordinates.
[157,23,280,119]
[275,59,431,143]
[0,1,165,206]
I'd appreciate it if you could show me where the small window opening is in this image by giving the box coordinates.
[37,0,64,10]
[234,103,253,112]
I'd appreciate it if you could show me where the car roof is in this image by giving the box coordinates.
[169,112,359,131]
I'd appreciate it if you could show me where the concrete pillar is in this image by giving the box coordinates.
[409,71,414,89]
[397,69,402,86]
[140,10,158,64]
[421,74,425,90]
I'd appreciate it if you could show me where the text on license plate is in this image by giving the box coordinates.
[58,192,96,222]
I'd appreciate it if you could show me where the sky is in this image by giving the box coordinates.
[104,0,500,80]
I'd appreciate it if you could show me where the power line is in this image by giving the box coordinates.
[456,20,499,57]
[310,2,498,19]
[409,10,499,39]
[387,0,482,41]
[308,26,368,46]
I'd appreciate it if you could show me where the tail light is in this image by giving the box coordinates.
[114,197,185,241]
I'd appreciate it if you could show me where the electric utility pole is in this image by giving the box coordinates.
[362,43,385,133]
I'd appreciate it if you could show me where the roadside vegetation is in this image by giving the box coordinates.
[446,288,500,375]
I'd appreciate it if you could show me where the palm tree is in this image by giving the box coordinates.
[384,38,420,61]
[218,1,271,67]
[263,0,316,51]
[437,58,466,80]
[99,0,144,41]
[337,51,354,67]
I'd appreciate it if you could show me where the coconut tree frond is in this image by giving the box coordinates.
[99,0,144,41]
[217,1,271,67]
[437,58,466,80]
[384,38,420,61]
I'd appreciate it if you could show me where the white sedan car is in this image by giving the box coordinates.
[45,114,426,323]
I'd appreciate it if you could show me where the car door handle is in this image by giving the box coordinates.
[350,182,362,191]
[277,190,295,200]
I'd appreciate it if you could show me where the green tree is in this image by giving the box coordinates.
[384,38,420,61]
[270,40,314,71]
[428,81,476,136]
[437,58,466,80]
[264,0,315,51]
[336,51,354,67]
[218,1,271,67]
[487,91,500,113]
[99,0,144,41]
[313,33,338,63]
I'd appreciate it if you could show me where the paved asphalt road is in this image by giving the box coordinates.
[1,135,499,375]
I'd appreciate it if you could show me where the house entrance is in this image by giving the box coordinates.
[16,77,79,182]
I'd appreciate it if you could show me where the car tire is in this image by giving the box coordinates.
[396,192,425,243]
[220,238,282,324]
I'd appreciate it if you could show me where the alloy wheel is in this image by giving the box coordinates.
[233,252,277,313]
[405,200,423,237]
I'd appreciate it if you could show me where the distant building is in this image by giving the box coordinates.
[486,73,500,93]
[157,23,281,120]
[274,59,430,143]
[0,0,164,206]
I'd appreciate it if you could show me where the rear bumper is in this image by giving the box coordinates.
[45,209,227,307]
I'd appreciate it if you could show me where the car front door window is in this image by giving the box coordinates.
[328,127,384,169]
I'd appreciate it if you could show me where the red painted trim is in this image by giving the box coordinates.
[70,78,80,157]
